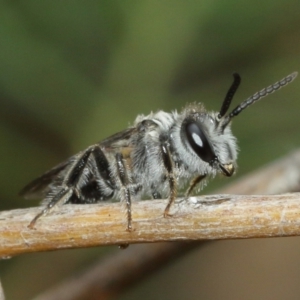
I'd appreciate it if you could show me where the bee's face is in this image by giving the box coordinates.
[179,110,238,178]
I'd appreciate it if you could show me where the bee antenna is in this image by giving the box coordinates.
[222,71,298,129]
[218,72,241,119]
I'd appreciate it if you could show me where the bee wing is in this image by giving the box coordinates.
[20,127,138,200]
[99,127,137,149]
[19,157,73,199]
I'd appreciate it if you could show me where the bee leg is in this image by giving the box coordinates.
[184,174,207,199]
[160,142,177,218]
[92,146,116,191]
[29,148,93,229]
[115,153,133,231]
[28,188,73,229]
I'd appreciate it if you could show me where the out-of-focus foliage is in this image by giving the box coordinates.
[0,1,300,299]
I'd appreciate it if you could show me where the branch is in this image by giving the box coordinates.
[1,192,300,257]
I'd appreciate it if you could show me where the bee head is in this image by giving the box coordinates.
[181,111,237,177]
[180,71,297,177]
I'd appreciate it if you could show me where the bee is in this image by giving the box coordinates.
[20,72,297,231]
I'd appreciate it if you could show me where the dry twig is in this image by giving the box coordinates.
[1,193,300,258]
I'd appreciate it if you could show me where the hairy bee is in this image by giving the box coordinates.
[20,72,297,231]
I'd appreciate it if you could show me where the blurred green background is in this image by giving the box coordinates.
[0,1,300,299]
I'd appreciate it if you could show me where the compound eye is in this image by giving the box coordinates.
[185,122,216,163]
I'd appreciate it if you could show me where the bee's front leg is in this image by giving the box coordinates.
[184,174,207,199]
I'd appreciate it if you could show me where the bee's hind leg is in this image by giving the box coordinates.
[28,148,94,229]
[28,188,74,229]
